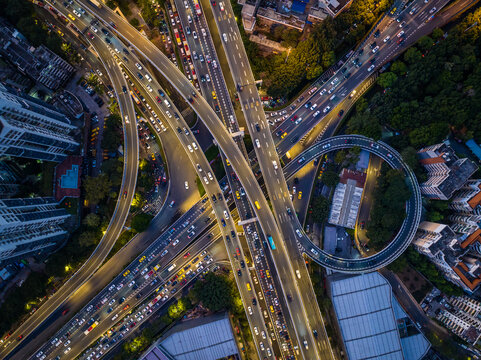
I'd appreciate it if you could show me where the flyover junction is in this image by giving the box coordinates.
[284,135,422,273]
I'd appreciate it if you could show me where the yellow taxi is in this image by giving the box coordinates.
[246,283,251,291]
[281,132,287,139]
[68,14,76,21]
[212,91,217,99]
[139,256,146,263]
[123,270,130,277]
[236,191,240,199]
[298,191,302,200]
[266,269,270,278]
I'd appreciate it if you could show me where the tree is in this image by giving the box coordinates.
[108,98,119,115]
[431,28,444,41]
[391,61,407,75]
[130,18,140,28]
[334,150,347,164]
[404,47,422,64]
[417,35,434,52]
[131,213,153,233]
[377,72,398,88]
[83,174,112,205]
[78,231,99,248]
[321,170,339,187]
[83,213,100,228]
[311,196,330,224]
[86,73,99,87]
[192,273,232,312]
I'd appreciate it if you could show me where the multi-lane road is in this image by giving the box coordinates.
[2,0,478,357]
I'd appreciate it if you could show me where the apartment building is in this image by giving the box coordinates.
[0,22,74,90]
[0,197,70,265]
[436,296,481,344]
[417,143,477,200]
[413,221,481,294]
[0,82,79,162]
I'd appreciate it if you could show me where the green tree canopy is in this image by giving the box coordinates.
[84,174,112,205]
[321,170,340,187]
[192,273,233,312]
[131,213,153,233]
[83,213,101,228]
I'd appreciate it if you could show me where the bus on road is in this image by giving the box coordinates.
[267,235,276,250]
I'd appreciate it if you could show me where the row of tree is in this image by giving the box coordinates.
[348,8,481,150]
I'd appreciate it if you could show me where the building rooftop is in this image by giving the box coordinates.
[154,313,239,360]
[331,272,430,360]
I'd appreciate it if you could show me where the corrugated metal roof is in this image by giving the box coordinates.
[160,315,239,360]
[331,273,404,360]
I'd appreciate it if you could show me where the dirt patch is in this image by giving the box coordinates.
[397,265,432,302]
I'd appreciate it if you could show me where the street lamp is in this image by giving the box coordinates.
[285,47,292,63]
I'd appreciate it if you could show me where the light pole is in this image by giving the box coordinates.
[285,47,292,63]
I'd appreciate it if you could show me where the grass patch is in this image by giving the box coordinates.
[196,176,206,197]
[205,145,220,161]
[59,197,79,216]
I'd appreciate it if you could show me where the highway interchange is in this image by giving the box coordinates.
[1,0,475,358]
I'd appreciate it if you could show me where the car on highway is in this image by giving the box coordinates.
[184,181,189,189]
[384,35,391,42]
[255,139,261,148]
[368,64,375,72]
[372,45,380,53]
[135,62,143,70]
[237,269,242,276]
[298,191,302,199]
[219,1,224,10]
[323,106,331,113]
[429,6,437,13]
[123,191,127,199]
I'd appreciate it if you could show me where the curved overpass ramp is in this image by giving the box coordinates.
[284,135,422,273]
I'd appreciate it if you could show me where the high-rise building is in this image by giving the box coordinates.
[0,160,20,198]
[417,143,477,200]
[0,82,79,162]
[450,180,481,213]
[413,221,481,293]
[0,197,70,265]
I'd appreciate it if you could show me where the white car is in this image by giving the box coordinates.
[205,74,211,82]
[172,239,179,246]
[193,31,198,39]
[247,306,253,315]
[323,106,331,113]
[192,142,198,150]
[261,331,266,339]
[372,45,380,53]
[146,85,153,92]
[313,110,320,117]
[310,103,317,110]
[272,160,278,170]
[224,210,230,219]
[64,347,71,354]
[135,62,143,70]
[207,172,214,180]
[91,26,98,32]
[254,326,259,335]
[368,65,375,72]
[203,176,209,184]
[330,77,338,85]
[219,1,225,11]
[185,181,189,189]
[383,35,390,43]
[255,139,261,148]
[295,117,302,124]
[187,145,193,153]
[73,9,81,17]
[296,229,302,238]
[397,30,405,38]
